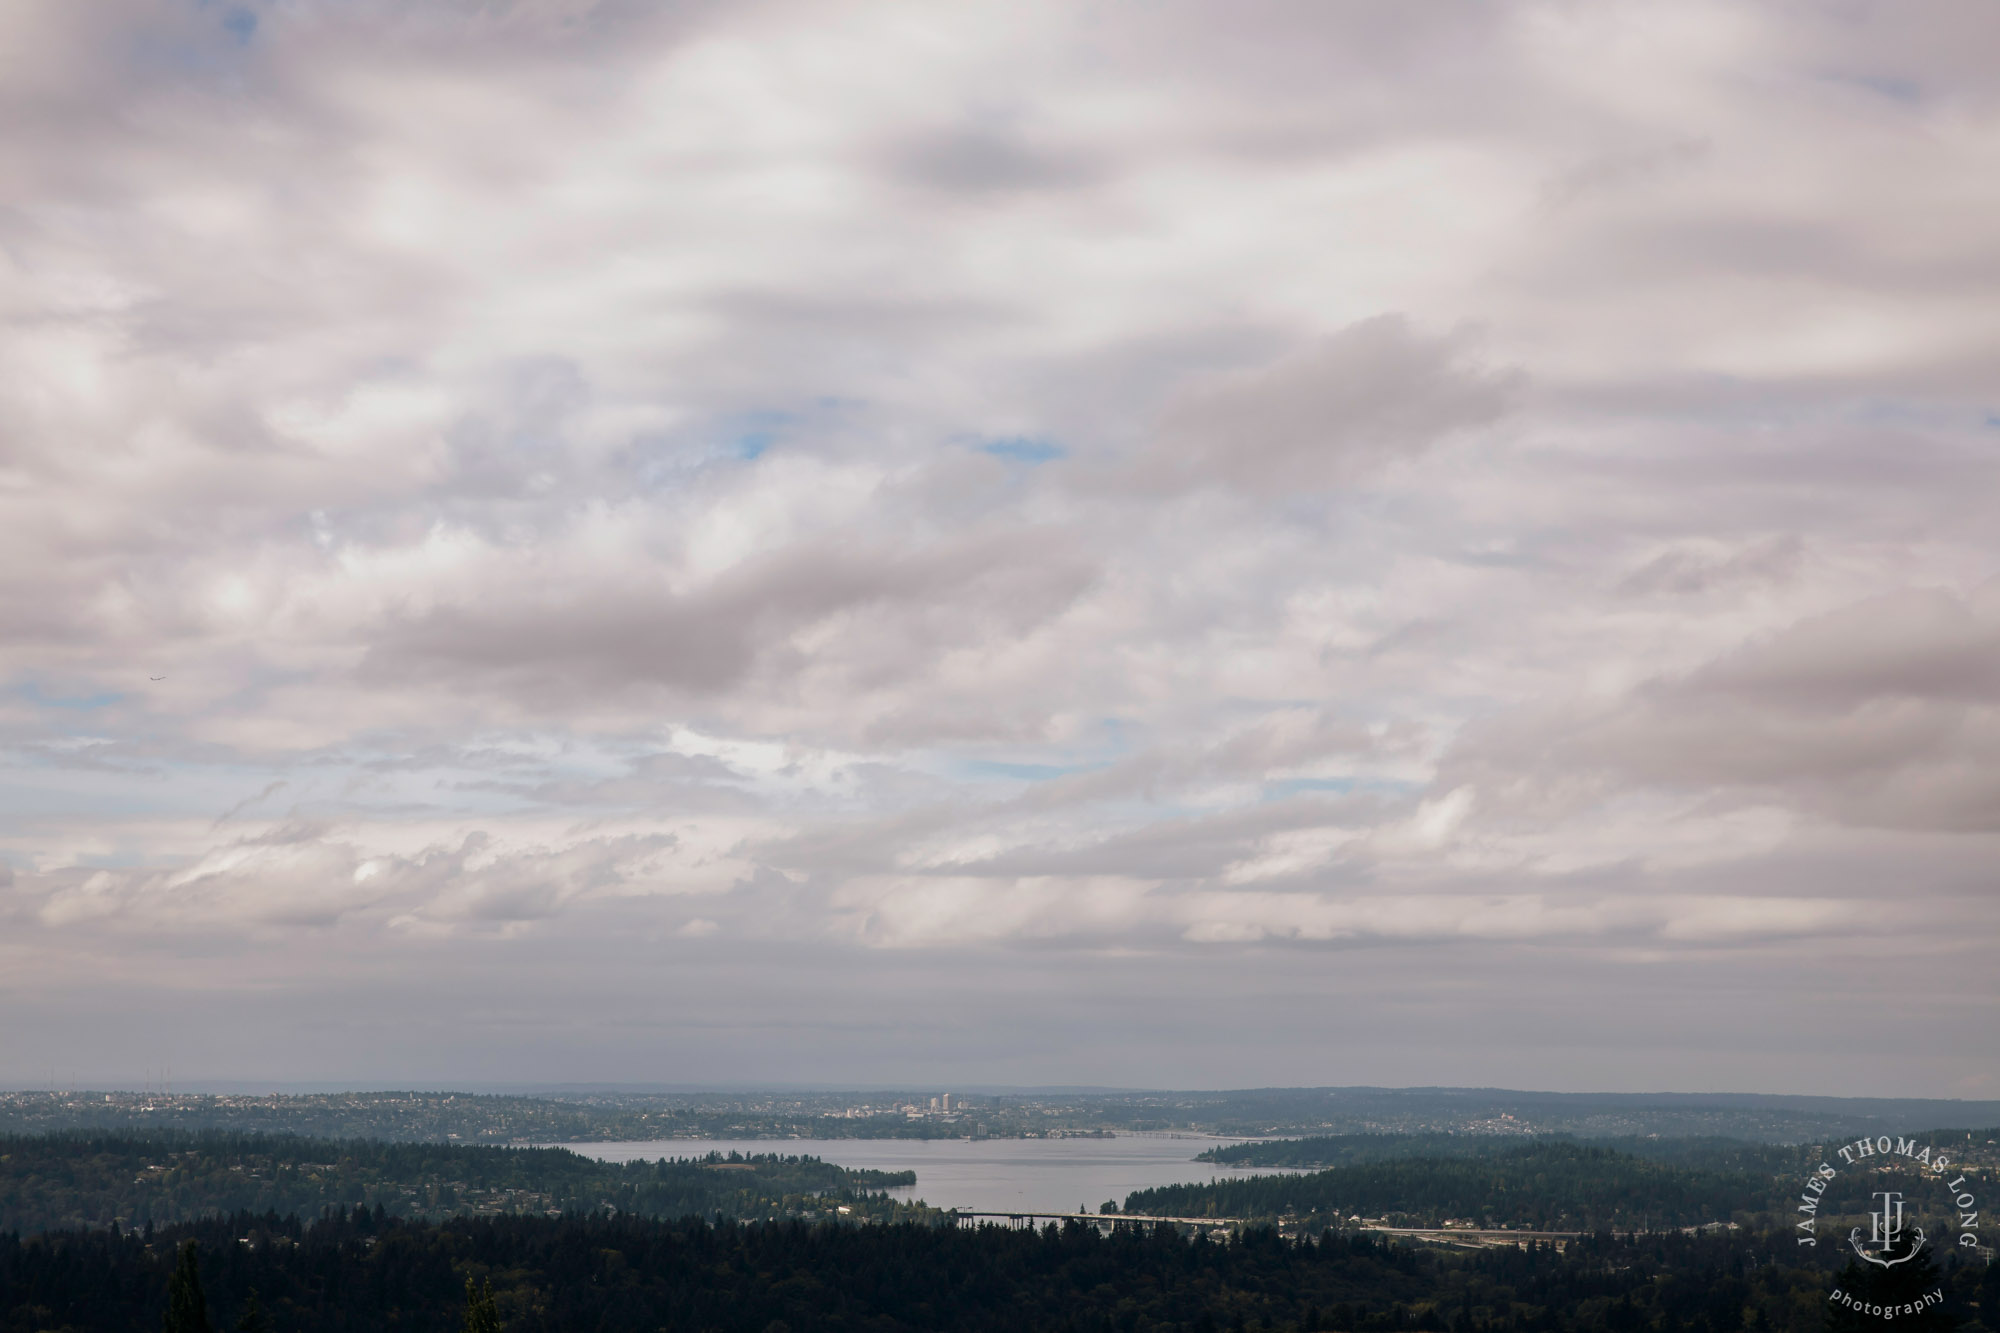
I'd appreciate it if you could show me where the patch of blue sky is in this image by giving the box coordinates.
[724,410,793,461]
[1262,776,1419,802]
[331,740,644,815]
[0,775,182,826]
[1845,398,1963,428]
[627,406,866,489]
[978,437,1066,464]
[137,2,253,75]
[14,682,124,711]
[1090,715,1138,750]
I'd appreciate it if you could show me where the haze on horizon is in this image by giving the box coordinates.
[3,0,1997,1099]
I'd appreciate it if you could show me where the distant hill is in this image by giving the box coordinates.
[1127,1141,1781,1230]
[1143,1132,2000,1231]
[1198,1132,1820,1173]
[5,1086,1997,1145]
[1135,1087,2000,1142]
[0,1131,924,1234]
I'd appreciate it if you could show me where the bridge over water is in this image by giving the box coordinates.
[949,1211,1245,1230]
[949,1213,1585,1248]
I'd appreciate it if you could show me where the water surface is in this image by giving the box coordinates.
[559,1134,1287,1216]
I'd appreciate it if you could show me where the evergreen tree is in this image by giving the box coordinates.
[234,1290,272,1333]
[1825,1236,1956,1333]
[461,1276,502,1333]
[164,1240,213,1333]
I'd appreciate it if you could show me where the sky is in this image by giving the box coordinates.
[3,0,1998,1097]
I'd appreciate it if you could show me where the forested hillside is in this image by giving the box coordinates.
[1129,1142,1775,1230]
[3,1212,1994,1333]
[0,1133,920,1233]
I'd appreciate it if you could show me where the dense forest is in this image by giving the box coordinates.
[2,1133,1995,1331]
[1130,1143,1790,1230]
[0,1133,921,1233]
[2,1211,1995,1333]
[1160,1137,1997,1233]
[8,1130,1989,1241]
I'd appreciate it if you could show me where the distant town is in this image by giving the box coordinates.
[7,1085,1999,1146]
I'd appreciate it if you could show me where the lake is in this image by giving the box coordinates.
[558,1134,1285,1216]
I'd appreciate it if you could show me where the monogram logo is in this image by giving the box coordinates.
[1850,1189,1925,1268]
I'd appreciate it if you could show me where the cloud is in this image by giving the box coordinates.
[1174,891,1859,948]
[888,124,1108,195]
[1686,585,2000,708]
[1139,317,1517,495]
[1445,583,2000,831]
[836,874,1157,948]
[24,825,690,934]
[3,0,1999,1088]
[359,525,1097,708]
[1615,535,1805,597]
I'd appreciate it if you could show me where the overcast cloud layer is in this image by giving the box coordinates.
[4,0,1998,1096]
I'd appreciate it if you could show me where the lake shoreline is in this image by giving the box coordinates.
[553,1134,1305,1217]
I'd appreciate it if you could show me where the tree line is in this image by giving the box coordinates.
[1130,1142,1783,1230]
[0,1133,920,1234]
[1162,1137,1995,1233]
[1199,1130,1998,1178]
[5,1209,1995,1333]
